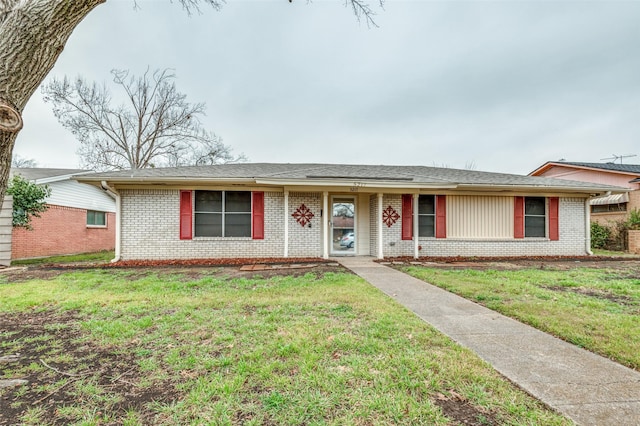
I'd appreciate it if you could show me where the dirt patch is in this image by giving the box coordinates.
[385,256,640,273]
[433,391,499,425]
[0,261,349,284]
[0,310,177,425]
[543,285,639,308]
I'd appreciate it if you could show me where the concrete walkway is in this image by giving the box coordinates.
[336,257,640,426]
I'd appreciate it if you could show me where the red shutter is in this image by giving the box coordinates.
[401,194,413,240]
[252,192,264,240]
[179,190,192,240]
[435,195,446,239]
[548,197,559,241]
[514,196,524,239]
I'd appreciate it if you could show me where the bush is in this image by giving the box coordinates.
[590,222,610,249]
[6,175,51,229]
[627,209,640,230]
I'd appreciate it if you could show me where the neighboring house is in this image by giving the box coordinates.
[529,162,640,226]
[76,163,625,261]
[10,168,116,259]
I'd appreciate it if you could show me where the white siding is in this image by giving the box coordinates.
[46,180,116,212]
[0,196,12,266]
[356,194,371,255]
[447,196,513,238]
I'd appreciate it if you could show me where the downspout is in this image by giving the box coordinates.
[585,197,593,256]
[284,190,289,258]
[101,181,121,263]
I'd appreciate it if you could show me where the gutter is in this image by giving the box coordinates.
[100,181,121,263]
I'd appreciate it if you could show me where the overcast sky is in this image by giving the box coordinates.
[14,0,640,174]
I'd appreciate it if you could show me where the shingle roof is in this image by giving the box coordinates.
[540,162,640,175]
[76,163,626,193]
[11,168,90,182]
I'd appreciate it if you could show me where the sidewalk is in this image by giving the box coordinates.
[336,256,640,426]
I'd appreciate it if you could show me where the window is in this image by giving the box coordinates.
[418,195,435,238]
[592,203,628,213]
[87,210,106,227]
[524,197,546,237]
[194,191,251,237]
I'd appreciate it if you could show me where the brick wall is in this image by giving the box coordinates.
[417,197,588,257]
[288,193,322,257]
[629,230,640,254]
[12,204,115,259]
[121,189,292,260]
[367,196,588,258]
[121,190,590,260]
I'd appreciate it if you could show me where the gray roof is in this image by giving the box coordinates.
[540,162,640,175]
[11,168,90,182]
[76,163,626,193]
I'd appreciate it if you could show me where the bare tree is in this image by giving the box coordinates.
[43,68,245,171]
[11,154,37,168]
[0,0,382,204]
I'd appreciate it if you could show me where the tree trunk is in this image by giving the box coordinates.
[0,0,105,203]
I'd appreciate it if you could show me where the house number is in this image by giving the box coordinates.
[350,182,366,192]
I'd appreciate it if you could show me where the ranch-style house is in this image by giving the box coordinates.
[75,163,627,261]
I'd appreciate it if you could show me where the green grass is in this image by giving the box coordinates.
[10,250,114,266]
[0,269,569,425]
[402,266,640,370]
[592,248,637,257]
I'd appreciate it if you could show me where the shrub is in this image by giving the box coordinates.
[590,222,610,249]
[6,175,51,229]
[627,209,640,230]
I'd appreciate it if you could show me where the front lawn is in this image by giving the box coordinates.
[0,267,569,425]
[401,264,640,370]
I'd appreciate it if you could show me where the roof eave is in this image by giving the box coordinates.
[255,178,457,189]
[457,183,629,195]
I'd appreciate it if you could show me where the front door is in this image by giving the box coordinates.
[331,196,355,255]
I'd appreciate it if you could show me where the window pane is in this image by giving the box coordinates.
[225,191,251,213]
[195,213,222,237]
[225,213,251,237]
[418,215,435,237]
[87,211,106,226]
[525,216,545,237]
[525,197,545,215]
[195,191,222,212]
[95,212,106,226]
[418,195,435,214]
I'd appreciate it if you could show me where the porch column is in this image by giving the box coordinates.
[413,193,419,259]
[323,191,329,259]
[377,193,384,259]
[284,190,289,257]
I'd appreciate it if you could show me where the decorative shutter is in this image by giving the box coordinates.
[514,196,524,239]
[435,195,447,239]
[401,194,413,240]
[252,192,264,240]
[179,190,192,240]
[548,197,559,241]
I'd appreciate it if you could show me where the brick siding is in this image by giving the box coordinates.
[121,190,326,260]
[121,190,589,259]
[629,230,640,254]
[368,196,588,258]
[12,204,115,259]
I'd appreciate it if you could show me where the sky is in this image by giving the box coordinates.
[13,0,640,175]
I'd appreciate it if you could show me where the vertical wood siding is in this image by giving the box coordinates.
[447,196,514,238]
[0,196,13,266]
